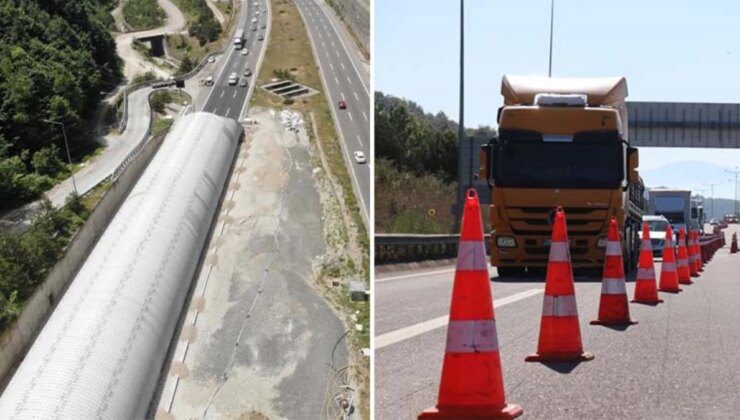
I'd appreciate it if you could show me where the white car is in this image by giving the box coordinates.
[228,72,238,85]
[207,56,215,63]
[204,76,214,86]
[241,48,249,55]
[252,17,257,23]
[640,215,671,256]
[353,151,366,164]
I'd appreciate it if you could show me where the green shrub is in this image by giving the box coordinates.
[31,145,65,177]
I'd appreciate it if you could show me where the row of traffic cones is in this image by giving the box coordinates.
[421,191,730,419]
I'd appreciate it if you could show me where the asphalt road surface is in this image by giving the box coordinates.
[201,0,270,120]
[375,225,740,419]
[295,0,371,225]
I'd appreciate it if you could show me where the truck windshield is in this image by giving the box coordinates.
[647,220,669,232]
[493,130,624,189]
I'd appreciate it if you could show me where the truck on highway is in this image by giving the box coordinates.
[648,189,692,233]
[480,75,644,276]
[233,29,245,49]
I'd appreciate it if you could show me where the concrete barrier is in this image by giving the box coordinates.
[0,130,168,387]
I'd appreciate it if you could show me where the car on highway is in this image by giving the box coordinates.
[243,68,252,77]
[258,34,264,41]
[204,76,214,86]
[207,56,215,63]
[261,23,267,29]
[252,17,257,23]
[241,48,249,56]
[252,25,257,31]
[239,78,249,87]
[640,215,671,256]
[338,100,347,109]
[228,72,238,85]
[725,214,739,223]
[353,151,366,164]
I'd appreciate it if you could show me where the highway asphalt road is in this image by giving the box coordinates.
[375,225,740,419]
[295,0,371,225]
[200,0,270,120]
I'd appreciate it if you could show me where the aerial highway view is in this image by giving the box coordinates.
[0,0,369,418]
[374,0,740,418]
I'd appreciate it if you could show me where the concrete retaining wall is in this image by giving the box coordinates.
[0,131,167,388]
[327,0,369,53]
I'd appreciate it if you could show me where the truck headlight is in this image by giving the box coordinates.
[496,236,516,248]
[597,237,608,248]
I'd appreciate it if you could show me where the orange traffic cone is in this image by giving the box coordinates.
[731,233,738,254]
[419,189,523,419]
[525,207,593,363]
[632,222,663,305]
[694,231,704,272]
[688,230,700,277]
[676,228,692,285]
[658,225,682,293]
[591,217,637,326]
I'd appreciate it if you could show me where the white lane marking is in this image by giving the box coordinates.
[375,289,544,349]
[329,62,334,71]
[362,111,368,121]
[226,107,231,116]
[356,134,363,147]
[346,75,352,84]
[341,92,346,101]
[376,268,457,283]
[321,41,326,48]
[340,62,346,71]
[325,51,330,59]
[220,90,225,98]
[232,90,237,98]
[348,111,353,122]
[353,91,359,101]
[212,107,218,113]
[334,75,339,84]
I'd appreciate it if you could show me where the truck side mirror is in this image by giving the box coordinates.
[479,140,496,187]
[627,146,639,183]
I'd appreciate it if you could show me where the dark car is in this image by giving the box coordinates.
[338,100,347,109]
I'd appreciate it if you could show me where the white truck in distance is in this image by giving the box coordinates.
[648,189,698,233]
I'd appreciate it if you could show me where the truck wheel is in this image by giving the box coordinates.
[496,267,525,278]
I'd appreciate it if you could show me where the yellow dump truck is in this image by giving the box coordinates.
[480,76,644,276]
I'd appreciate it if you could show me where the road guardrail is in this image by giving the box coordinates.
[375,234,491,264]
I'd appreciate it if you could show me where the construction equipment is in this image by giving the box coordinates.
[480,76,644,276]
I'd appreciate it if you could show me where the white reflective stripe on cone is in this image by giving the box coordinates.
[636,267,655,279]
[641,239,652,250]
[662,262,676,272]
[542,295,578,317]
[665,239,674,248]
[549,241,570,262]
[678,258,689,267]
[605,240,622,256]
[445,319,499,353]
[601,277,627,295]
[456,240,487,271]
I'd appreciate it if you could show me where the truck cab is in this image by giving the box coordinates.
[481,76,643,276]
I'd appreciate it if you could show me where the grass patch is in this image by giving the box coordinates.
[123,0,166,31]
[252,0,369,417]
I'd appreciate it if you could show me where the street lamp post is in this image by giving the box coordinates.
[454,0,465,231]
[43,119,78,196]
[726,168,740,216]
[548,0,555,77]
[703,182,717,219]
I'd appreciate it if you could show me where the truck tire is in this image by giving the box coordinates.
[496,267,525,278]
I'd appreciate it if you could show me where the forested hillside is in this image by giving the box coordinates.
[375,91,495,233]
[0,0,121,208]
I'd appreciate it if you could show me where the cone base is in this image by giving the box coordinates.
[658,287,683,293]
[631,298,664,305]
[590,319,638,326]
[690,273,700,277]
[524,352,594,363]
[419,403,523,419]
[678,279,693,285]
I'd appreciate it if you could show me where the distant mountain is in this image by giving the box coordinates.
[641,160,738,219]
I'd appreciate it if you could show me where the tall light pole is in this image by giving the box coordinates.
[727,167,740,216]
[455,0,465,231]
[703,182,717,219]
[548,0,555,77]
[43,119,78,196]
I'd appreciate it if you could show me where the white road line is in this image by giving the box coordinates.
[321,41,326,48]
[325,51,330,59]
[212,107,218,113]
[220,90,225,98]
[329,62,334,71]
[376,268,457,283]
[232,91,237,98]
[353,91,359,101]
[362,111,368,121]
[375,289,544,349]
[341,92,346,101]
[226,107,231,116]
[340,62,346,70]
[356,134,363,147]
[348,111,353,122]
[346,75,352,84]
[334,75,339,84]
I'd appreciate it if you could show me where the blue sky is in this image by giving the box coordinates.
[374,0,740,199]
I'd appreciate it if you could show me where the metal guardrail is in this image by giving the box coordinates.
[375,234,491,264]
